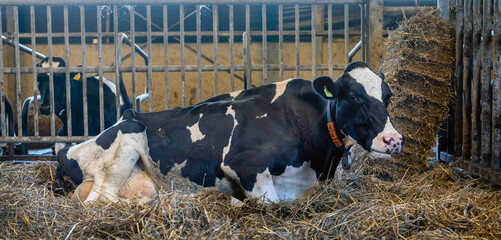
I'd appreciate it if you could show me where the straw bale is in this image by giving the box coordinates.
[380,10,455,168]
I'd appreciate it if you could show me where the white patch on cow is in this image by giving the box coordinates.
[58,109,65,116]
[186,113,205,143]
[249,168,280,202]
[67,121,152,202]
[102,78,125,106]
[256,113,267,119]
[371,116,401,153]
[42,60,60,68]
[222,105,238,161]
[272,161,317,201]
[158,128,162,132]
[229,90,242,99]
[270,78,293,104]
[348,67,383,102]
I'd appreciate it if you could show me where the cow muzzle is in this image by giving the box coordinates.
[371,133,403,158]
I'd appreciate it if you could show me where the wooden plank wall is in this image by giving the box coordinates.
[453,0,501,184]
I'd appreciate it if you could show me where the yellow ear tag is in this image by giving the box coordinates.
[324,86,333,98]
[73,73,81,80]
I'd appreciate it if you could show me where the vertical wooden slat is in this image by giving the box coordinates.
[481,0,493,166]
[180,4,186,107]
[279,4,283,81]
[369,0,383,70]
[31,6,39,137]
[471,0,482,162]
[454,0,464,157]
[262,4,267,84]
[47,6,56,136]
[163,5,169,109]
[463,0,473,160]
[311,5,316,78]
[493,0,501,171]
[344,4,349,65]
[113,5,121,121]
[245,4,251,89]
[230,5,235,90]
[64,5,72,136]
[97,5,104,132]
[213,4,219,96]
[80,5,88,136]
[295,4,300,78]
[0,6,4,137]
[147,5,153,112]
[328,4,333,78]
[196,5,202,102]
[13,7,22,137]
[131,5,138,111]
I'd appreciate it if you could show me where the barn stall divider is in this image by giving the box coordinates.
[440,0,501,184]
[0,0,377,159]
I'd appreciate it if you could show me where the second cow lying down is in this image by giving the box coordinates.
[55,62,402,203]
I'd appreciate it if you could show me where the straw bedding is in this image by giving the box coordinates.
[1,154,500,239]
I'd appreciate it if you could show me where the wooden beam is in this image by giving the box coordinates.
[369,0,383,70]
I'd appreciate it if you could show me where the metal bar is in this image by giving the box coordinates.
[262,4,268,84]
[80,5,89,136]
[328,4,333,77]
[361,3,366,62]
[130,5,138,111]
[196,5,202,102]
[1,35,46,60]
[481,0,493,166]
[230,4,235,90]
[454,0,464,157]
[279,4,284,81]
[295,4,300,78]
[344,4,349,66]
[64,5,72,136]
[0,0,368,5]
[213,4,219,96]
[31,6,39,137]
[164,5,170,109]
[47,6,56,136]
[114,5,121,120]
[97,5,104,132]
[0,6,4,138]
[311,4,316,78]
[463,0,472,160]
[348,41,362,63]
[493,0,501,170]
[471,0,482,163]
[14,29,359,39]
[0,136,92,143]
[180,4,186,107]
[245,4,251,89]
[14,7,21,138]
[147,5,153,112]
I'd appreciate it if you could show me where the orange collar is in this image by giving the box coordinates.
[326,101,344,148]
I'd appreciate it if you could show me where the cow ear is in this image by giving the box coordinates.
[377,72,385,81]
[312,76,338,100]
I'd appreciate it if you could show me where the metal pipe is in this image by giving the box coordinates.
[348,40,362,63]
[1,35,46,60]
[0,0,367,5]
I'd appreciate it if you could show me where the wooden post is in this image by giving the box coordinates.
[315,5,324,75]
[369,0,383,71]
[493,0,501,171]
[454,0,464,157]
[471,0,482,163]
[481,0,493,166]
[462,0,472,160]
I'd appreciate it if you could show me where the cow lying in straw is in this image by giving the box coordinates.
[55,62,402,203]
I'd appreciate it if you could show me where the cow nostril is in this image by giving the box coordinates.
[383,136,391,145]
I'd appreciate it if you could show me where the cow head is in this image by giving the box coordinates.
[37,56,80,117]
[313,61,402,158]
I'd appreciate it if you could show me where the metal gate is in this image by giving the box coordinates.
[0,0,371,154]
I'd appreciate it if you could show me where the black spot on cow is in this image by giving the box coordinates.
[95,118,146,150]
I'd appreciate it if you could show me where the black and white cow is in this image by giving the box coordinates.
[37,56,132,137]
[55,61,402,203]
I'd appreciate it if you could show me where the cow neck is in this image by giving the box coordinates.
[326,100,346,150]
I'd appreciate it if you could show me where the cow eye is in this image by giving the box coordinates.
[347,93,358,102]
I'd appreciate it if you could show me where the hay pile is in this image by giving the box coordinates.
[379,10,455,168]
[1,158,500,239]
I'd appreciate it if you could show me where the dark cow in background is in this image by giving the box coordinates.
[55,61,402,203]
[37,56,132,137]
